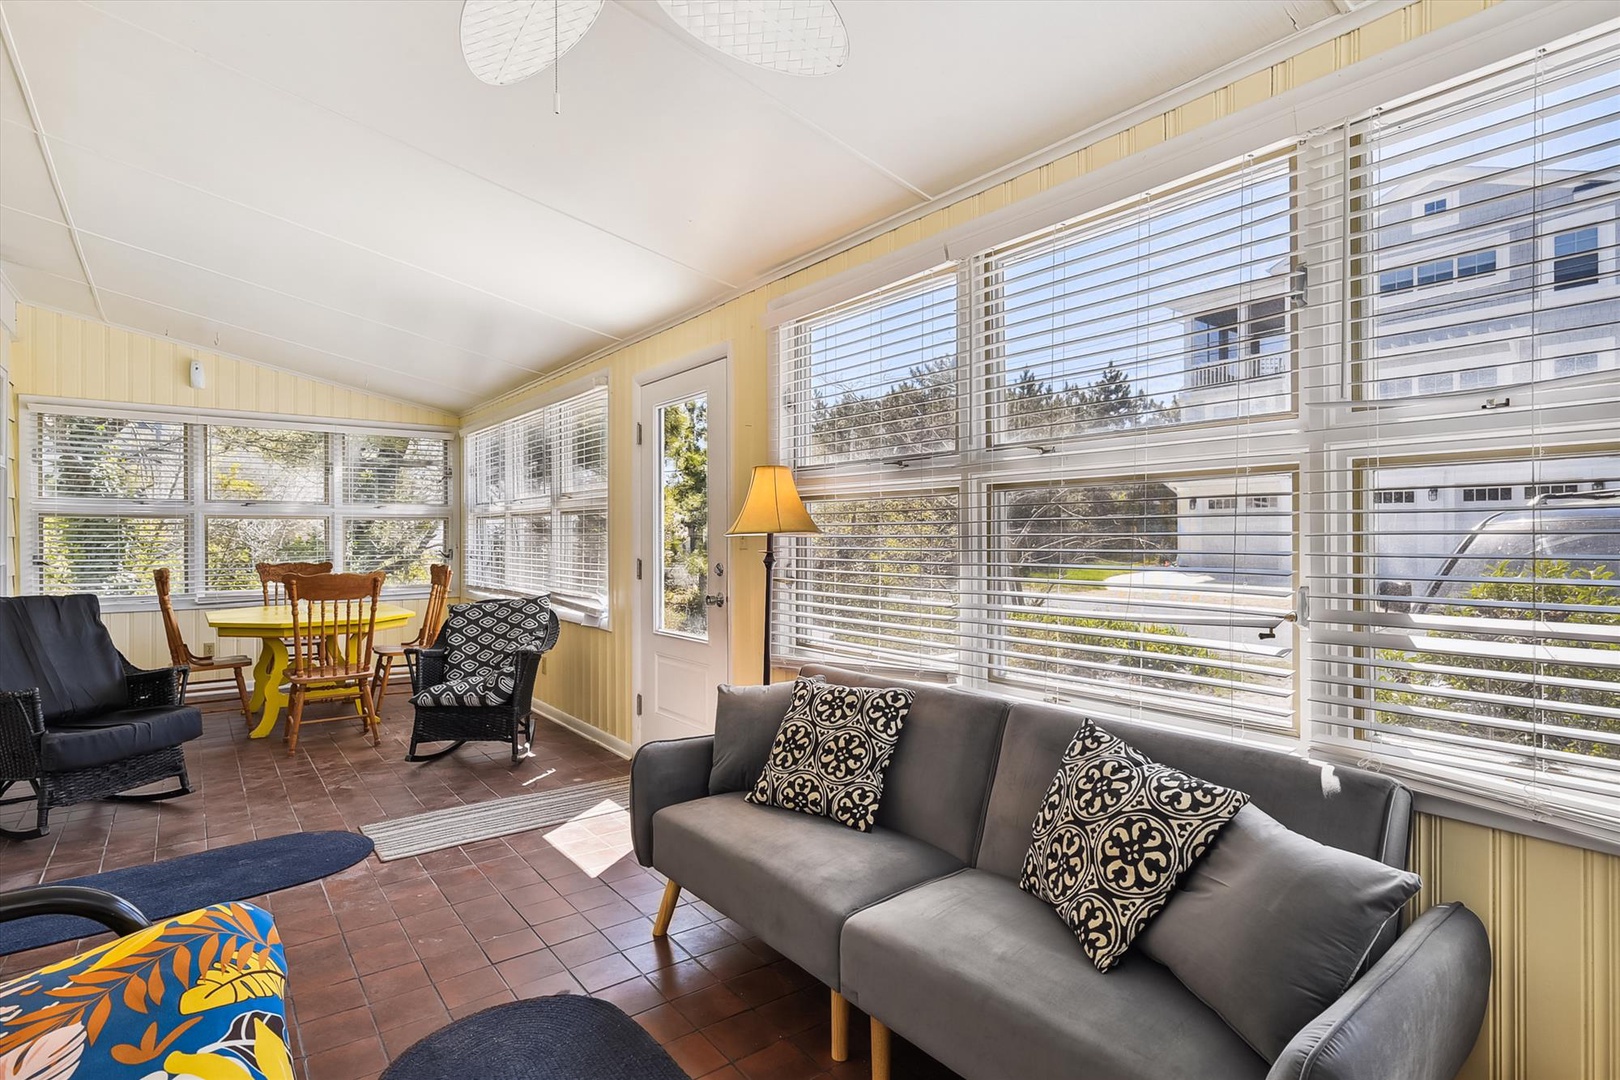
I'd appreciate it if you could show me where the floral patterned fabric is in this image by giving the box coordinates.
[1019,722,1249,972]
[0,902,290,1080]
[745,678,912,832]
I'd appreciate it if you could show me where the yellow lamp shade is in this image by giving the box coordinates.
[727,465,820,536]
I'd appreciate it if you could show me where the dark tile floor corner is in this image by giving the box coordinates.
[0,692,960,1080]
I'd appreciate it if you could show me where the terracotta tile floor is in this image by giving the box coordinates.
[0,692,960,1080]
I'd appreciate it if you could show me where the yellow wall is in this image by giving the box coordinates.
[1412,815,1619,1080]
[463,0,1505,747]
[3,305,458,674]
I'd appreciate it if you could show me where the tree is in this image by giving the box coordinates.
[659,401,709,632]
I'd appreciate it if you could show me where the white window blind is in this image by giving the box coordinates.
[776,23,1620,839]
[463,385,609,622]
[24,403,453,603]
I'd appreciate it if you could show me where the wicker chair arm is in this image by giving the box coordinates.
[0,690,47,780]
[121,657,189,707]
[406,647,449,694]
[511,649,544,708]
[537,607,561,655]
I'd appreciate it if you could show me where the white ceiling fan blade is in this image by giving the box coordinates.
[658,0,850,77]
[461,0,605,86]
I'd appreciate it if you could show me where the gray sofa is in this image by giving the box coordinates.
[630,665,1492,1080]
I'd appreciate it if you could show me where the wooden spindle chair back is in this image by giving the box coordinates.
[283,571,386,753]
[369,563,452,709]
[258,560,334,606]
[152,567,255,723]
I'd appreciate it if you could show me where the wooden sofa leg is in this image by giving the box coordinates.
[652,880,681,938]
[830,989,850,1061]
[871,1017,891,1080]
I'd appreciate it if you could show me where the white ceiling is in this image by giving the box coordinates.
[0,0,1359,412]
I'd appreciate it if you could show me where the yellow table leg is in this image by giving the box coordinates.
[248,643,274,713]
[249,637,291,739]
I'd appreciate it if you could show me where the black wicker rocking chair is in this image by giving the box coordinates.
[1,595,203,840]
[404,597,560,764]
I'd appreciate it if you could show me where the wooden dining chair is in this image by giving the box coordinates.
[153,568,255,724]
[284,571,385,754]
[372,563,451,710]
[257,561,333,605]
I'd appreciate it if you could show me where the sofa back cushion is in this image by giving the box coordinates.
[710,681,801,794]
[977,701,1410,881]
[0,594,128,722]
[799,665,1009,864]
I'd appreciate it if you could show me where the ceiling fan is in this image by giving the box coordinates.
[460,0,851,100]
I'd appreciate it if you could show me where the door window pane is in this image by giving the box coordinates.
[657,397,709,637]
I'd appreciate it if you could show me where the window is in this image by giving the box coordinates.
[1457,250,1498,278]
[463,384,609,624]
[776,26,1620,840]
[1553,227,1600,289]
[24,405,452,601]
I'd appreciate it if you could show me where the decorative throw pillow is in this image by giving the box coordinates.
[414,597,553,707]
[745,677,912,831]
[1138,804,1422,1061]
[1019,721,1249,972]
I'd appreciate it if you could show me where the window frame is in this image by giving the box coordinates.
[20,398,455,610]
[460,381,610,628]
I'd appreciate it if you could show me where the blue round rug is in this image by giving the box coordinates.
[380,996,688,1080]
[0,830,374,956]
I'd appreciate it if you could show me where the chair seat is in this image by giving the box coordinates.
[651,792,962,987]
[413,672,515,708]
[192,653,253,669]
[42,706,204,772]
[840,869,1267,1080]
[375,643,409,657]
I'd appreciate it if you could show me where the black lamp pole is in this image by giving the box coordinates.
[761,532,775,685]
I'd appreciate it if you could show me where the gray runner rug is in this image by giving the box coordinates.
[361,776,630,861]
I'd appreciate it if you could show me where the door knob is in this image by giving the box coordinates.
[703,594,726,608]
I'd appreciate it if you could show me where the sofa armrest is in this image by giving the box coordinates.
[122,657,188,707]
[1268,902,1491,1080]
[630,736,714,867]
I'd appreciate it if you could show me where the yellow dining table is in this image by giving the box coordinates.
[205,603,417,739]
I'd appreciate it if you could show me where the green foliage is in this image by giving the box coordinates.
[1003,361,1180,439]
[1375,558,1620,758]
[660,401,709,633]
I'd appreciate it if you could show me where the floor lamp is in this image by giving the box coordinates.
[727,465,820,685]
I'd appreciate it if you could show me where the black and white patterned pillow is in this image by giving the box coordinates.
[744,678,912,832]
[413,597,552,708]
[1019,721,1249,972]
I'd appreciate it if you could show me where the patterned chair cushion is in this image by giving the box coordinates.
[413,597,552,709]
[0,901,289,1080]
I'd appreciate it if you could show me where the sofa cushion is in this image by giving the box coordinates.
[652,792,961,986]
[746,679,912,831]
[709,681,799,794]
[41,705,204,772]
[799,665,1010,864]
[841,869,1267,1080]
[1019,721,1248,971]
[0,594,129,722]
[979,701,1410,877]
[413,672,515,708]
[1138,803,1422,1062]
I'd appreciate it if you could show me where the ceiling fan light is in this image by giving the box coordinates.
[658,0,850,77]
[460,0,604,86]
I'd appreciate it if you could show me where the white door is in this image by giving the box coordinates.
[636,359,730,745]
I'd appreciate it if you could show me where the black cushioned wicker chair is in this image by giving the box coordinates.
[405,597,559,764]
[0,595,203,840]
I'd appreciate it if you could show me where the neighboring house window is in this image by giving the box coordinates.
[775,29,1620,841]
[1423,198,1449,215]
[1553,227,1600,289]
[24,405,452,602]
[462,385,609,625]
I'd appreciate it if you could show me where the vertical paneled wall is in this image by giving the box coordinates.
[1410,815,1619,1080]
[3,305,458,674]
